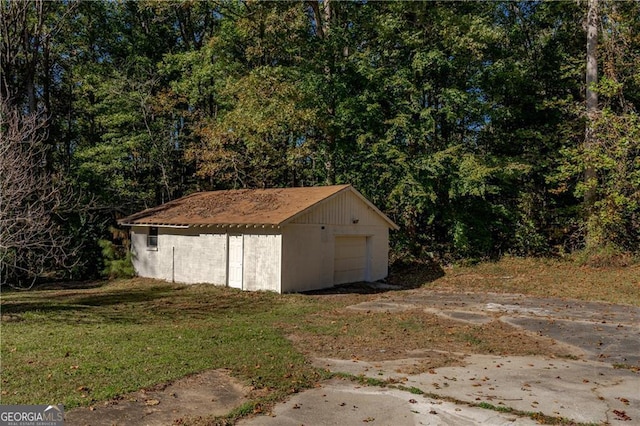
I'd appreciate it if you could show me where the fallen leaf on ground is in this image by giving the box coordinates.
[613,410,631,421]
[617,397,630,405]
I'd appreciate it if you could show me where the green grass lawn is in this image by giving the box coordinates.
[0,279,326,410]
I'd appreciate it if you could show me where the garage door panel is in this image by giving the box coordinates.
[334,257,364,271]
[334,236,367,285]
[335,237,365,254]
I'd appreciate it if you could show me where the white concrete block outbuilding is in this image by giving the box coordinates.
[119,185,399,293]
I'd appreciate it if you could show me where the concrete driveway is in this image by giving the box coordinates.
[377,291,640,366]
[241,290,640,425]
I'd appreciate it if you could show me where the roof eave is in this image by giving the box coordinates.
[118,222,190,229]
[119,222,282,229]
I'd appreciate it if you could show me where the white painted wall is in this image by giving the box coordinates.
[174,232,227,284]
[130,226,227,284]
[280,189,392,292]
[280,224,389,293]
[131,226,283,291]
[242,233,282,292]
[280,225,332,293]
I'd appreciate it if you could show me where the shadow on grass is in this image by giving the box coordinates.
[37,280,108,291]
[1,282,288,326]
[0,302,90,315]
[1,286,176,316]
[0,280,108,294]
[303,281,403,295]
[69,286,176,307]
[303,261,445,296]
[387,259,445,288]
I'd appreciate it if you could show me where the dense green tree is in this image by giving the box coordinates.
[176,1,320,188]
[478,1,585,255]
[2,0,639,285]
[553,0,640,257]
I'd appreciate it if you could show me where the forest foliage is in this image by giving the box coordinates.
[1,0,639,285]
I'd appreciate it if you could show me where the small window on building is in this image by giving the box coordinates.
[147,227,158,249]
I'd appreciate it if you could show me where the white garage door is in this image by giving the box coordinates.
[334,236,367,285]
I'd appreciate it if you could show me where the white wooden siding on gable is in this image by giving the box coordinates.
[291,190,387,227]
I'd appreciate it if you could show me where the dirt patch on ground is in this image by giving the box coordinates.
[284,307,577,372]
[65,369,249,426]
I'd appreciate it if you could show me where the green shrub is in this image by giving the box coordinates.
[98,239,135,279]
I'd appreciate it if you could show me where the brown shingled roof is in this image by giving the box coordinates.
[119,185,356,227]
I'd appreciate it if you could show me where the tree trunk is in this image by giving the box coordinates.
[322,0,331,37]
[585,0,598,209]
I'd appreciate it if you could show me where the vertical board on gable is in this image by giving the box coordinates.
[290,190,388,227]
[282,188,393,292]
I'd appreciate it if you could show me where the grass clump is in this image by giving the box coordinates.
[477,401,513,413]
[406,386,424,395]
